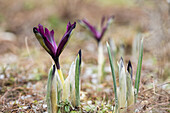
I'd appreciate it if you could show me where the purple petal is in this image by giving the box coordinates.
[100,16,114,41]
[106,16,114,27]
[95,31,102,42]
[50,30,57,49]
[44,28,57,52]
[100,26,107,40]
[35,24,57,56]
[56,22,76,56]
[81,20,98,36]
[45,28,52,42]
[50,30,54,40]
[43,36,57,56]
[38,24,45,37]
[101,16,105,28]
[33,27,51,54]
[66,22,71,32]
[79,19,102,42]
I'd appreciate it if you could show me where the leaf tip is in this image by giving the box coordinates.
[78,49,81,65]
[127,60,133,79]
[52,64,56,79]
[106,41,110,48]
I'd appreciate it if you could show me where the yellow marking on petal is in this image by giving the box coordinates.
[34,32,51,54]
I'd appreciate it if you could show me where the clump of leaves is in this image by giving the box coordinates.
[107,39,143,112]
[46,50,81,113]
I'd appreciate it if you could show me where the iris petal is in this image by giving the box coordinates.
[50,30,57,49]
[33,27,51,55]
[81,20,100,40]
[33,22,76,69]
[101,16,105,28]
[79,16,114,42]
[33,24,57,56]
[38,24,45,37]
[66,22,72,32]
[45,28,52,43]
[56,22,76,57]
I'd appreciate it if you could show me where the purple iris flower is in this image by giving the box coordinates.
[79,16,114,43]
[33,22,76,69]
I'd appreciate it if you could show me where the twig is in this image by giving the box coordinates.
[0,87,27,103]
[25,36,34,63]
[141,82,170,93]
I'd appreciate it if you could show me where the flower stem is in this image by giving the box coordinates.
[57,69,65,86]
[54,57,65,85]
[98,41,104,83]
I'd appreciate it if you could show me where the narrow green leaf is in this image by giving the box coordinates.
[126,72,134,106]
[57,89,61,105]
[126,61,134,106]
[47,65,56,113]
[67,61,76,106]
[106,42,118,113]
[75,49,81,107]
[134,39,143,103]
[117,58,126,112]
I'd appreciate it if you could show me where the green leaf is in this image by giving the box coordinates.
[106,42,118,113]
[126,72,134,106]
[57,89,62,105]
[57,109,61,113]
[75,49,81,107]
[65,106,70,112]
[134,39,143,103]
[117,58,126,111]
[47,65,56,113]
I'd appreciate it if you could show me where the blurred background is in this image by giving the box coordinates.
[0,0,169,112]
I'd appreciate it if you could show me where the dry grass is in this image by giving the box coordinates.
[0,0,169,112]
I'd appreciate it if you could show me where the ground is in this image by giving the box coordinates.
[0,0,169,112]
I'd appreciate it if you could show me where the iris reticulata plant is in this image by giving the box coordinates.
[33,22,82,112]
[107,39,143,113]
[79,16,114,83]
[47,50,81,113]
[33,22,76,85]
